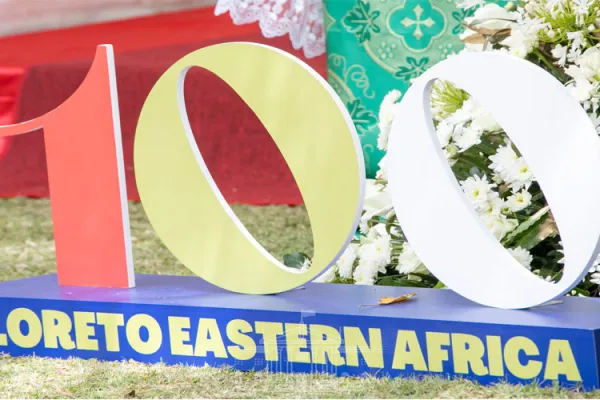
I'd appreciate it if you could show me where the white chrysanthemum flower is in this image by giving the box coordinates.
[551,44,568,66]
[469,3,517,28]
[509,247,534,269]
[366,223,388,240]
[381,89,402,106]
[314,266,336,283]
[479,196,506,216]
[373,234,392,268]
[443,143,459,166]
[505,190,533,212]
[491,173,504,185]
[481,214,519,240]
[375,154,388,181]
[447,98,479,125]
[489,144,534,190]
[570,46,600,83]
[566,63,584,80]
[358,231,391,273]
[448,97,500,134]
[396,242,426,275]
[502,19,547,58]
[364,178,384,198]
[377,90,402,150]
[557,240,565,265]
[584,254,600,285]
[454,125,483,151]
[510,44,531,58]
[460,175,497,210]
[357,224,392,276]
[489,143,518,176]
[377,122,393,151]
[505,157,535,191]
[590,269,600,285]
[470,108,501,133]
[578,46,600,75]
[353,258,377,285]
[567,77,595,102]
[359,181,393,234]
[436,120,454,148]
[524,1,536,15]
[336,244,358,279]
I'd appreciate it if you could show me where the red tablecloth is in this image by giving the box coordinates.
[0,67,23,158]
[0,8,326,204]
[0,8,262,124]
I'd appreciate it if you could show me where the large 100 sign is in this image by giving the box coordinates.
[1,43,599,310]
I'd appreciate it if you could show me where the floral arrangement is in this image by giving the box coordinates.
[310,0,600,297]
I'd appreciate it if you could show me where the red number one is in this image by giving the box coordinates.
[0,46,134,288]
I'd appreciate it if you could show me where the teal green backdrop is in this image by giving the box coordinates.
[324,0,507,177]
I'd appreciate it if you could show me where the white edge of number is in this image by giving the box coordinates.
[103,44,136,288]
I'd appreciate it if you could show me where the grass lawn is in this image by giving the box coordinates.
[1,197,599,398]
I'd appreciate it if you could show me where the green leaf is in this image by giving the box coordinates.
[430,80,470,120]
[407,272,438,284]
[283,252,311,269]
[457,145,494,174]
[377,277,428,288]
[502,206,548,244]
[385,214,399,235]
[515,220,557,250]
[502,206,558,250]
[477,136,501,155]
[433,281,447,289]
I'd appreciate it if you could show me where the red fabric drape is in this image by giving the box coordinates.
[0,8,327,204]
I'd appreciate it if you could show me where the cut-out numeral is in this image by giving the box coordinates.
[134,43,364,294]
[0,46,133,288]
[388,52,600,309]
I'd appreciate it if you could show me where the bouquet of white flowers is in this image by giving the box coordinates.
[304,0,600,297]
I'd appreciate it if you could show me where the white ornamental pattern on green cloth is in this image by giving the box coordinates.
[325,0,507,176]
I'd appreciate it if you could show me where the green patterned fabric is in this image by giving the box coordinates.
[324,0,506,177]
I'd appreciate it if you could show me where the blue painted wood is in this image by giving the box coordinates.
[0,274,597,390]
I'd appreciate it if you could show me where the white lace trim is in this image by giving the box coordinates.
[214,0,326,58]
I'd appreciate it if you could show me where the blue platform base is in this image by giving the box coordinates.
[0,274,598,390]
